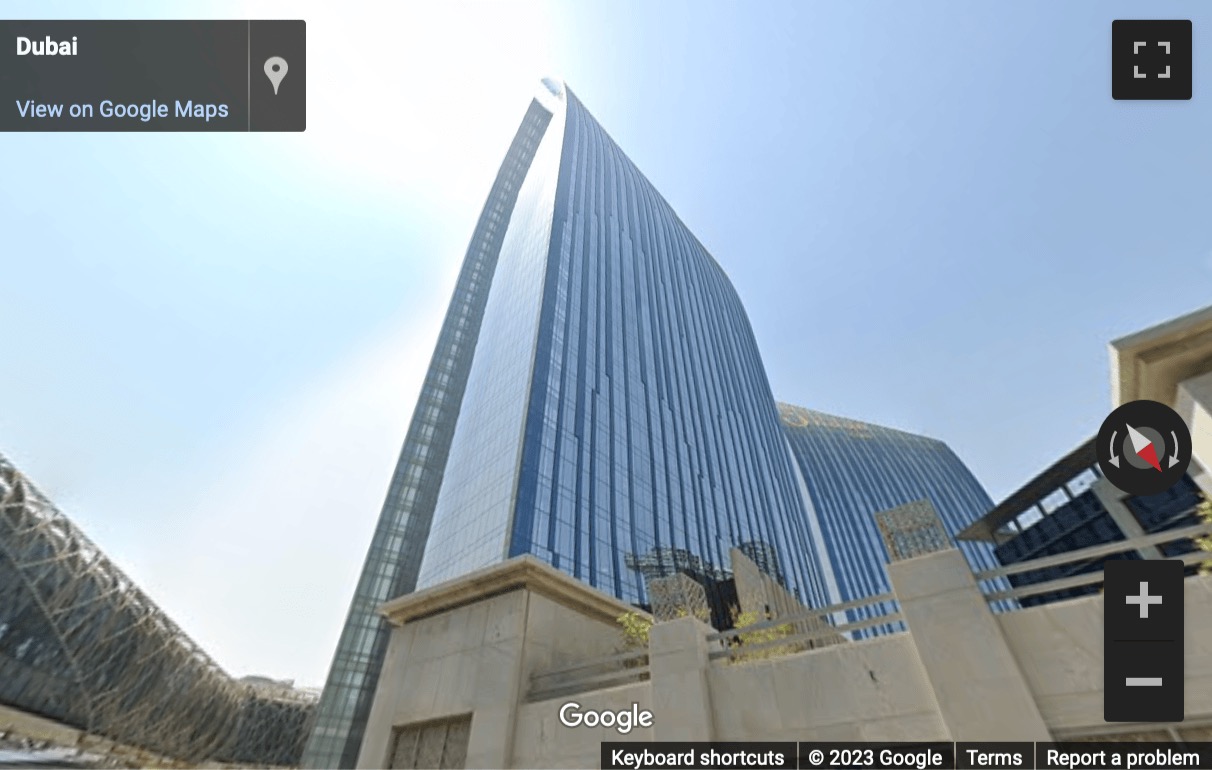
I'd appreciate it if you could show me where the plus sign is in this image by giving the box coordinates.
[1126,581,1163,619]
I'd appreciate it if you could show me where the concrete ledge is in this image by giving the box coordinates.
[1110,304,1212,406]
[360,550,1212,765]
[379,556,643,627]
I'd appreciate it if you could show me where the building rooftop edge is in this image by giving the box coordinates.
[378,555,644,627]
[1109,304,1212,406]
[1109,303,1212,354]
[775,400,947,444]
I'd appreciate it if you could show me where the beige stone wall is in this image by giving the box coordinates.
[887,549,1051,741]
[513,684,653,769]
[519,591,631,689]
[359,561,634,769]
[707,635,946,742]
[358,555,1212,769]
[357,590,531,769]
[998,572,1212,736]
[1178,370,1212,480]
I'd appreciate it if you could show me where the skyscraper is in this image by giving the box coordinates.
[777,402,1009,624]
[303,79,826,768]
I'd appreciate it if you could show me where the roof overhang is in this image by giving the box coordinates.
[956,437,1098,542]
[1110,304,1212,407]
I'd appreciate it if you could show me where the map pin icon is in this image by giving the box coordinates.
[264,56,288,95]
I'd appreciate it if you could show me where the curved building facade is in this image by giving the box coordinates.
[0,453,315,766]
[418,81,822,608]
[306,79,826,768]
[778,403,1009,624]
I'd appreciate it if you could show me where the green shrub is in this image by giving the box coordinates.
[615,603,708,652]
[728,607,795,662]
[616,611,652,650]
[672,605,711,624]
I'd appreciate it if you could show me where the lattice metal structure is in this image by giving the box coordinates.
[0,453,316,766]
[646,573,711,623]
[623,546,731,584]
[874,499,952,562]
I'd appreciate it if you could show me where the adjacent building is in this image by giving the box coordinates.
[1110,304,1212,496]
[954,304,1212,607]
[957,437,1205,606]
[777,403,1009,623]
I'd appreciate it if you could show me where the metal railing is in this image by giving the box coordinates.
[526,525,1212,696]
[526,590,909,696]
[706,592,903,663]
[527,648,651,703]
[975,521,1212,604]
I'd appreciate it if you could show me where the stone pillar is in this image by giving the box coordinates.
[1178,370,1212,494]
[732,547,800,620]
[463,640,524,770]
[647,617,715,741]
[356,630,410,769]
[1091,478,1163,560]
[731,547,843,648]
[886,549,1051,741]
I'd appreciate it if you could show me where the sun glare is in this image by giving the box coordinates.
[259,0,561,212]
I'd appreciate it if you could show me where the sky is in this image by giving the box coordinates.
[2,0,1211,688]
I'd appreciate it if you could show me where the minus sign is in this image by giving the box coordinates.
[1126,677,1163,686]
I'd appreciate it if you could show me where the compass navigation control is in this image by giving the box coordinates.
[1096,400,1192,496]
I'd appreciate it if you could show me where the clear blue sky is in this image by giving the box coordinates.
[3,0,1210,687]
